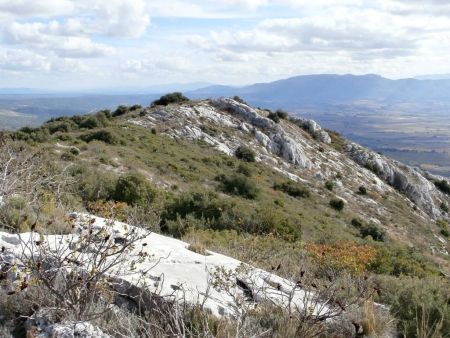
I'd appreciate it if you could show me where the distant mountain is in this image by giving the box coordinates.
[190,74,450,108]
[0,88,56,95]
[415,74,450,80]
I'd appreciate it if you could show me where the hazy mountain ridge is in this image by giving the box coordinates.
[191,74,450,105]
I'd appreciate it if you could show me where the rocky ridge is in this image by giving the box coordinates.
[129,97,450,257]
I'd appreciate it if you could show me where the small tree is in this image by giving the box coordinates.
[235,146,256,162]
[152,92,190,106]
[329,198,345,211]
[114,173,156,206]
[216,174,259,199]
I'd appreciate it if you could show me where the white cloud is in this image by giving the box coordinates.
[4,22,115,58]
[121,56,192,74]
[90,0,151,38]
[0,49,51,72]
[2,0,450,88]
[0,0,74,18]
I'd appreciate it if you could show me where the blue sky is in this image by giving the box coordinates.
[1,0,450,90]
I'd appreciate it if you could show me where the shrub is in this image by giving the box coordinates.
[152,92,190,106]
[351,218,363,228]
[86,200,128,221]
[358,186,368,195]
[275,109,288,119]
[163,191,228,224]
[268,109,289,123]
[360,224,385,242]
[435,179,450,195]
[386,277,450,337]
[237,163,252,177]
[305,241,378,274]
[129,104,142,111]
[79,116,101,129]
[326,129,347,152]
[441,202,449,213]
[329,198,345,211]
[437,219,449,237]
[351,218,385,241]
[216,174,259,199]
[114,173,156,206]
[325,181,335,191]
[267,111,280,123]
[235,145,256,162]
[441,228,450,237]
[80,130,118,144]
[71,166,117,202]
[112,105,129,117]
[60,152,76,161]
[273,181,310,198]
[70,147,80,156]
[369,247,437,277]
[232,96,246,104]
[46,121,74,134]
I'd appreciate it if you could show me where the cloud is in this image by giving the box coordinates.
[188,5,450,63]
[0,49,51,72]
[4,22,115,58]
[2,0,450,88]
[121,56,192,74]
[91,0,151,38]
[0,0,74,18]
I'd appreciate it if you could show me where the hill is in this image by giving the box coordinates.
[190,74,450,107]
[0,96,449,337]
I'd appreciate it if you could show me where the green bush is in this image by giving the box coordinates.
[216,174,259,199]
[275,109,288,119]
[325,181,335,191]
[329,198,345,211]
[237,163,252,177]
[79,116,104,129]
[113,173,156,206]
[326,129,347,152]
[273,181,310,198]
[441,203,449,213]
[386,277,450,337]
[71,166,117,202]
[152,92,190,106]
[80,130,118,144]
[435,179,450,195]
[360,224,385,242]
[268,109,289,123]
[232,96,246,104]
[358,186,368,195]
[369,246,437,277]
[351,218,385,241]
[129,104,142,111]
[12,128,50,143]
[163,191,228,224]
[235,145,256,162]
[112,105,129,117]
[351,218,363,228]
[46,121,74,134]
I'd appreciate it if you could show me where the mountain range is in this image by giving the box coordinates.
[190,74,450,108]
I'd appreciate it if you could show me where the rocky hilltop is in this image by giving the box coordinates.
[130,97,449,255]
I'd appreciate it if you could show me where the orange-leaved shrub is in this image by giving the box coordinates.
[305,241,378,274]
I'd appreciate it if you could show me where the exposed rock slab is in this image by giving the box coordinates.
[0,214,328,319]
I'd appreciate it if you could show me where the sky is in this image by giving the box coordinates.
[1,0,450,90]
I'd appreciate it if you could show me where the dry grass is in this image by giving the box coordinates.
[187,243,210,256]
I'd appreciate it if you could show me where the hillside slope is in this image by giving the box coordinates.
[2,96,450,337]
